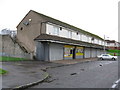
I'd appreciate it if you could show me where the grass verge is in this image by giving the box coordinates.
[0,68,7,75]
[107,49,120,56]
[0,56,26,61]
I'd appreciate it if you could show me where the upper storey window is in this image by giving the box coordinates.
[46,23,59,35]
[53,26,59,35]
[46,23,103,45]
[68,30,72,38]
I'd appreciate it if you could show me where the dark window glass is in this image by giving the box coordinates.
[76,32,78,35]
[60,27,62,30]
[20,27,23,30]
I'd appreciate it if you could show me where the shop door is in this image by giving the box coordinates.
[73,48,76,59]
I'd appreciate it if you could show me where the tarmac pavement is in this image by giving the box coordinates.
[1,58,97,89]
[1,62,47,89]
[1,60,65,89]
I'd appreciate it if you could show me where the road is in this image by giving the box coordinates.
[31,60,118,88]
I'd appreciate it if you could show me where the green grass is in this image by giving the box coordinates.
[107,49,120,56]
[0,68,7,75]
[107,49,120,53]
[0,56,26,61]
[108,53,120,56]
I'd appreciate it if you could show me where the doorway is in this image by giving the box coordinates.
[73,48,76,59]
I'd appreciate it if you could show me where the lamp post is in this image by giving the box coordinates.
[90,37,94,57]
[104,35,106,54]
[103,35,109,54]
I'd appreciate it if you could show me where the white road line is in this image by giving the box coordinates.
[111,79,120,88]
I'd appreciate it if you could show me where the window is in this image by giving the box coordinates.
[103,55,108,56]
[68,31,72,38]
[60,27,62,30]
[46,24,54,34]
[20,27,23,30]
[76,32,78,35]
[53,26,59,35]
[99,40,102,45]
[64,45,75,58]
[88,37,92,43]
[86,35,89,42]
[82,34,87,42]
[94,39,98,44]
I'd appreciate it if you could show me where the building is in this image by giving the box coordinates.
[17,10,106,61]
[106,40,120,50]
[0,29,17,37]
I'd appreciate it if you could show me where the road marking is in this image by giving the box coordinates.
[111,79,120,88]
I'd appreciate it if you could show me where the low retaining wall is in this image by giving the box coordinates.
[0,35,31,61]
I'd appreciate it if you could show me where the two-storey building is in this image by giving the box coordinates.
[106,40,120,50]
[17,10,106,61]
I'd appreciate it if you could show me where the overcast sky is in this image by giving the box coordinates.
[0,0,119,41]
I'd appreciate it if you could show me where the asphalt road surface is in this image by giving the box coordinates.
[31,60,118,88]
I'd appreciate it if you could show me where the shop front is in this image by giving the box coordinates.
[76,46,84,59]
[64,45,84,59]
[64,45,75,59]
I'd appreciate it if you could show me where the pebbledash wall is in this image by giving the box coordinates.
[0,35,31,60]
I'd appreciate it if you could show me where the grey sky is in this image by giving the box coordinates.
[0,0,119,41]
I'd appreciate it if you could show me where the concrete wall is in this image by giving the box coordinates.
[1,35,30,59]
[49,43,64,61]
[2,35,14,55]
